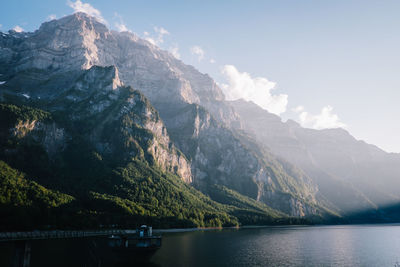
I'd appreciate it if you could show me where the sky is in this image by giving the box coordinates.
[1,0,399,153]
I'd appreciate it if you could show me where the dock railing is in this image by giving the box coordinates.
[0,229,136,242]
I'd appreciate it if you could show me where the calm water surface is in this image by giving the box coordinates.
[2,224,400,266]
[152,225,400,267]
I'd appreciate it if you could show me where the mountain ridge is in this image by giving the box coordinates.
[230,99,400,215]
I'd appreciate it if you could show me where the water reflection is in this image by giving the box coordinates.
[152,225,400,267]
[2,225,400,266]
[0,237,160,267]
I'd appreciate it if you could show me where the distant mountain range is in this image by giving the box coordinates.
[231,100,400,216]
[0,12,399,230]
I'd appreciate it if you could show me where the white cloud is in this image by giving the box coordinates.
[144,36,156,45]
[67,0,107,24]
[144,26,170,46]
[210,58,216,64]
[156,26,169,36]
[113,12,131,32]
[292,105,304,113]
[190,46,205,61]
[13,25,24,32]
[294,105,346,129]
[0,24,3,29]
[115,22,129,32]
[47,14,57,21]
[221,65,288,115]
[169,46,181,59]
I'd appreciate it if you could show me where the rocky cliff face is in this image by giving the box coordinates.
[74,83,193,183]
[0,63,192,183]
[158,103,325,216]
[0,12,241,126]
[12,120,67,158]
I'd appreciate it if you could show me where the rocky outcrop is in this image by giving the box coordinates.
[101,88,193,183]
[10,119,67,158]
[67,69,193,183]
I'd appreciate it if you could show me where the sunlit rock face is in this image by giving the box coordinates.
[0,13,330,217]
[10,119,67,158]
[158,103,322,216]
[0,13,109,71]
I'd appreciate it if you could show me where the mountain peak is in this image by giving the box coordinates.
[57,12,103,25]
[39,12,109,36]
[70,11,96,20]
[26,12,112,71]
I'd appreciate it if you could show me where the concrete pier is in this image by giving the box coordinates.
[12,241,30,267]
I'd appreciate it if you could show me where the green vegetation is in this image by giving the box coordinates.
[0,100,312,230]
[0,103,52,128]
[79,161,239,228]
[0,161,73,207]
[207,184,284,217]
[0,161,74,230]
[0,102,238,230]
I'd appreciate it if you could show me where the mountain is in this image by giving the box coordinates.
[2,12,397,229]
[230,99,400,218]
[0,13,328,230]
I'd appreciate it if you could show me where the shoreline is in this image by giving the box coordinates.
[153,222,400,233]
[2,223,400,237]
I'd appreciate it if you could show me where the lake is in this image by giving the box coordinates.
[153,225,400,266]
[1,224,400,266]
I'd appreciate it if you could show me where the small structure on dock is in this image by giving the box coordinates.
[108,225,161,256]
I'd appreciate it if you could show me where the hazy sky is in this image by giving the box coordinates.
[1,0,399,152]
